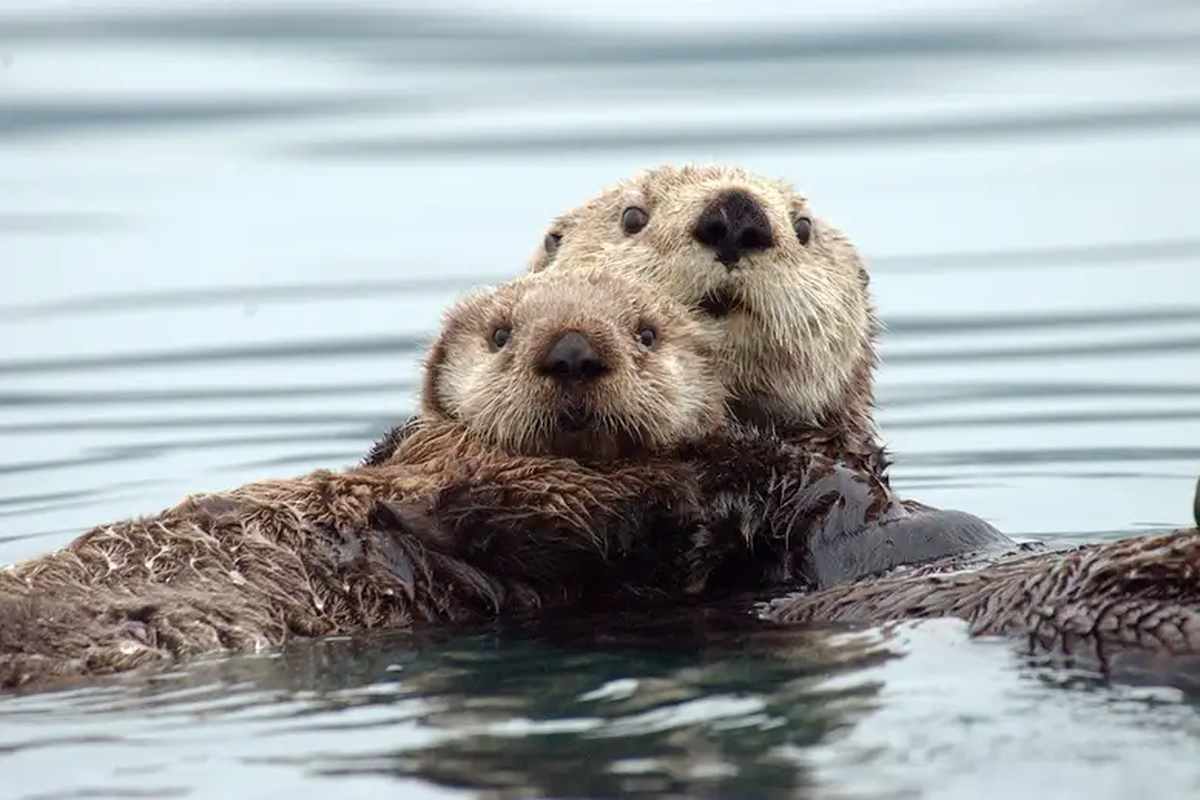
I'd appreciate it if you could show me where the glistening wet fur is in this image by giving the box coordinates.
[763,516,1200,691]
[1,265,1015,693]
[362,164,1015,599]
[0,268,724,691]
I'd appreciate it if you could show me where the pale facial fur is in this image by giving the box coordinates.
[527,164,881,432]
[422,267,728,461]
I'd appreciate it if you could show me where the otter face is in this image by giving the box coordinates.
[422,268,728,461]
[529,164,879,430]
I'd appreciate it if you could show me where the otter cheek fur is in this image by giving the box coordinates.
[528,163,879,439]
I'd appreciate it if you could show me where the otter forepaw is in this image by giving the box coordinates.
[361,414,424,467]
[374,499,453,550]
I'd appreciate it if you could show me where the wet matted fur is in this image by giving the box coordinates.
[763,484,1200,684]
[0,266,726,691]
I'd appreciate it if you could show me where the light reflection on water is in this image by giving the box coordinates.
[2,1,1200,797]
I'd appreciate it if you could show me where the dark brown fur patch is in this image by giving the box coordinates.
[362,415,422,467]
[2,409,1020,694]
[763,525,1200,685]
[0,416,708,691]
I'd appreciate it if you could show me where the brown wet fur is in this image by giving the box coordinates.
[0,268,723,692]
[393,417,1011,605]
[763,522,1200,680]
[0,435,719,692]
[0,584,272,691]
[0,263,1014,693]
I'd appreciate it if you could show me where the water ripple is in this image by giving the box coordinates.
[291,102,1200,160]
[0,96,423,141]
[876,237,1200,274]
[3,5,1198,66]
[0,278,489,321]
[907,446,1200,467]
[3,3,1200,799]
[0,381,416,408]
[0,336,428,377]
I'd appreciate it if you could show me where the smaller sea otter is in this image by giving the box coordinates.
[0,267,724,691]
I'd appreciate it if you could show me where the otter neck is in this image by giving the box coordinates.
[729,338,886,477]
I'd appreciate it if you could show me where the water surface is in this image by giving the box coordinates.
[3,1,1200,797]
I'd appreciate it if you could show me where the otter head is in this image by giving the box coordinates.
[528,164,880,434]
[421,267,728,461]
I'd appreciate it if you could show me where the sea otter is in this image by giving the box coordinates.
[513,164,1200,681]
[0,267,723,690]
[529,163,881,460]
[363,163,1013,579]
[0,267,1007,692]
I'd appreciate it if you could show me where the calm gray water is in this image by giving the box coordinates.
[3,1,1200,797]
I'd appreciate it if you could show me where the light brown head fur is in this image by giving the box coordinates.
[528,164,881,438]
[420,266,728,462]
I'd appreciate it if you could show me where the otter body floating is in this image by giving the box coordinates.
[0,268,717,690]
[367,163,1012,586]
[0,266,1006,692]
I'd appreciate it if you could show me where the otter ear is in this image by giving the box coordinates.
[527,245,550,273]
[527,230,561,274]
[419,334,452,420]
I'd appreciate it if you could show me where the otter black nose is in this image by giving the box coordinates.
[692,188,775,269]
[541,331,608,382]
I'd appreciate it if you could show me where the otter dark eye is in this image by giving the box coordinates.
[621,206,649,235]
[794,216,812,246]
[491,326,511,349]
[544,232,561,256]
[638,327,657,348]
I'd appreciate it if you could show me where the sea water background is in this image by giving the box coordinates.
[2,1,1200,798]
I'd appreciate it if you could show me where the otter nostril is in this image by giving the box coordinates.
[578,356,607,379]
[691,189,775,269]
[541,330,608,382]
[738,226,773,252]
[693,217,728,249]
